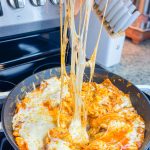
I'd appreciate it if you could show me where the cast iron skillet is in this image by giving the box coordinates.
[2,67,150,150]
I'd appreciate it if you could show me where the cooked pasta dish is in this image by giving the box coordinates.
[12,0,145,149]
[12,77,145,150]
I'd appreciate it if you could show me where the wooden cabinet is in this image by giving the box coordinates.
[126,0,150,43]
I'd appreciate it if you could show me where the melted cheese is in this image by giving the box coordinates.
[127,117,145,145]
[42,77,69,107]
[24,77,69,108]
[13,106,55,150]
[59,0,92,143]
[114,95,132,111]
[59,0,110,143]
[69,119,89,144]
[12,77,70,150]
[47,139,71,150]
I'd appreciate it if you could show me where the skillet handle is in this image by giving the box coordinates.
[0,122,3,132]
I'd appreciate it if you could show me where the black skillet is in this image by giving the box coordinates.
[1,67,150,150]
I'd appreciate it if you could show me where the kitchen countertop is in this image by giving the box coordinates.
[106,38,150,94]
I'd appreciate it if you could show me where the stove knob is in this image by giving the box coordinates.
[50,0,60,5]
[8,0,25,8]
[31,0,47,6]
